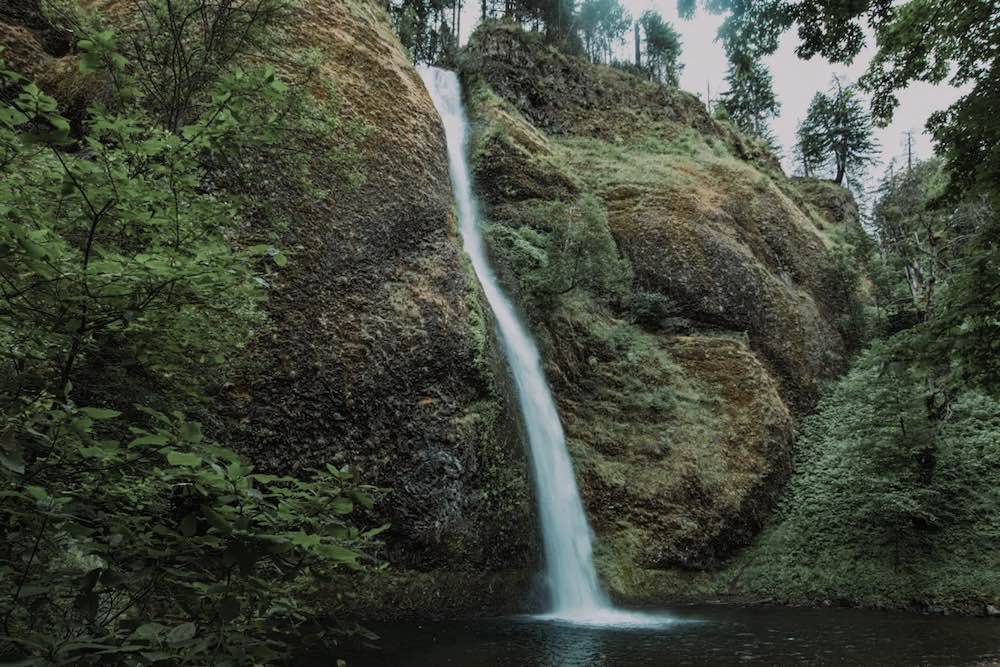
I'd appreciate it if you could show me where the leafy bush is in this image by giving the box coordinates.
[485,194,629,317]
[735,346,1000,603]
[0,56,267,402]
[0,396,380,665]
[0,6,373,663]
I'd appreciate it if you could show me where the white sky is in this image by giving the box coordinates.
[457,1,966,186]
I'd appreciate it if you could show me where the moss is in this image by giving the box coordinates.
[457,32,873,598]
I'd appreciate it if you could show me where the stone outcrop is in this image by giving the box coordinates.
[223,0,535,575]
[461,22,864,593]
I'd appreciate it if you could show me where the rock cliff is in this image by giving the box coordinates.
[459,23,864,594]
[224,1,536,582]
[1,1,867,612]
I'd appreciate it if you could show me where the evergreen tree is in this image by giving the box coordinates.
[638,10,683,85]
[680,0,999,202]
[390,0,460,63]
[718,54,780,144]
[796,79,879,188]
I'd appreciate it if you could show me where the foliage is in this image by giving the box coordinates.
[0,396,380,665]
[734,347,1000,603]
[678,0,794,61]
[802,0,998,199]
[679,0,999,202]
[638,11,683,86]
[0,55,269,405]
[1,2,372,662]
[732,150,1000,606]
[486,195,629,314]
[869,160,950,317]
[864,158,1000,397]
[796,79,879,188]
[899,197,1000,397]
[717,54,780,145]
[106,0,291,133]
[538,194,629,303]
[391,0,459,64]
[577,0,631,65]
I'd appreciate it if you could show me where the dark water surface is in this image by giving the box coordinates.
[315,605,1000,666]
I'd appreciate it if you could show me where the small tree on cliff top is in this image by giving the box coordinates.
[718,54,780,145]
[797,78,880,188]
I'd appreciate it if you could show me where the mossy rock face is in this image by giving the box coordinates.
[595,157,849,410]
[461,21,781,172]
[222,0,535,574]
[789,177,861,229]
[0,2,96,125]
[461,23,864,597]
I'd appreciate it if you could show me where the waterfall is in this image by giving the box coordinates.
[418,66,611,619]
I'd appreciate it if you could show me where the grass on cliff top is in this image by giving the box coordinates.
[553,127,735,191]
[552,129,848,259]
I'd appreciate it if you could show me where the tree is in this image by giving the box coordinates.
[795,79,879,188]
[871,159,950,317]
[390,0,460,63]
[717,54,780,144]
[577,0,631,64]
[903,197,1000,397]
[793,115,826,177]
[0,4,377,661]
[680,0,999,203]
[678,0,793,62]
[638,10,683,85]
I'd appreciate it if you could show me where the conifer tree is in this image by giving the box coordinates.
[796,79,879,188]
[578,0,631,64]
[718,54,780,145]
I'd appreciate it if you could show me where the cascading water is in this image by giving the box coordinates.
[418,65,613,621]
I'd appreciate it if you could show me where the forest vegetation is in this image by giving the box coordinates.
[1,0,998,663]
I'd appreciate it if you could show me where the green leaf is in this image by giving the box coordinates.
[288,531,321,547]
[166,450,202,467]
[272,252,288,267]
[0,449,24,474]
[80,407,121,420]
[79,52,102,74]
[354,490,375,510]
[202,506,232,535]
[129,433,170,447]
[0,107,28,127]
[331,497,353,514]
[179,421,202,443]
[165,622,196,645]
[131,623,167,641]
[315,543,362,566]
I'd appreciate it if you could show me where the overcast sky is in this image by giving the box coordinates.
[458,2,966,188]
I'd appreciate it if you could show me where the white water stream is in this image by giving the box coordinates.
[418,66,636,622]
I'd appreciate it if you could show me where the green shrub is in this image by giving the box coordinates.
[0,9,372,663]
[0,396,381,665]
[735,346,1000,602]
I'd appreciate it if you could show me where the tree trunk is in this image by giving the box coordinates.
[835,159,846,185]
[634,22,641,68]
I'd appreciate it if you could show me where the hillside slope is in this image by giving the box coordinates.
[459,23,866,597]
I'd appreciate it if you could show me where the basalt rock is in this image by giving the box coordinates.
[461,22,864,592]
[221,0,535,574]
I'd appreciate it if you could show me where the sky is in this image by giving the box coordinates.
[458,1,966,191]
